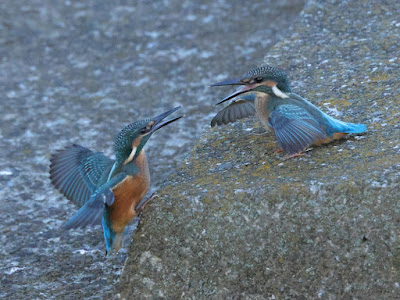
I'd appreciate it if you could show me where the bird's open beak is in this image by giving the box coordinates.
[151,106,183,133]
[211,78,256,105]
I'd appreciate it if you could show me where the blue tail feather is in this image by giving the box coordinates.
[64,194,104,229]
[340,122,367,134]
[102,211,116,253]
[326,116,367,135]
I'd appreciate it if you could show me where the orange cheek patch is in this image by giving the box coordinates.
[264,80,278,87]
[132,137,142,148]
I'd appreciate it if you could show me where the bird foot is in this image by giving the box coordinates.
[273,147,283,153]
[284,152,306,159]
[283,147,313,159]
[135,193,157,215]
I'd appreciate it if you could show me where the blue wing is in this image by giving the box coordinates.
[63,189,115,229]
[50,144,115,207]
[269,105,327,155]
[288,92,367,136]
[211,94,256,127]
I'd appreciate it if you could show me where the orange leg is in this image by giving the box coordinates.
[283,147,313,159]
[135,193,157,215]
[284,152,306,159]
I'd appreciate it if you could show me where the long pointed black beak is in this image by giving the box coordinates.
[211,78,255,105]
[151,106,182,133]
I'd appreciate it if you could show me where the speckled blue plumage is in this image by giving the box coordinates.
[268,104,327,154]
[50,140,138,251]
[242,64,292,93]
[114,119,150,164]
[49,106,181,253]
[50,144,114,208]
[266,93,367,155]
[212,65,367,155]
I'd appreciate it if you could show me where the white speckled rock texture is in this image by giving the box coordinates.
[117,0,400,299]
[0,0,304,299]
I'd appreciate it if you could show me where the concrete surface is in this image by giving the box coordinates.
[117,0,400,299]
[0,1,304,299]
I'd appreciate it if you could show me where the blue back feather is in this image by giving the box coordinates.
[288,93,367,136]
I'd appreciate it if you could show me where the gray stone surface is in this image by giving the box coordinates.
[0,1,304,299]
[118,0,400,299]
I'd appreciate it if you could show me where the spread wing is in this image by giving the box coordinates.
[50,144,115,207]
[269,104,327,155]
[211,94,256,127]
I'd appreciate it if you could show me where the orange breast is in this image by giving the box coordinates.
[254,94,273,132]
[109,151,150,233]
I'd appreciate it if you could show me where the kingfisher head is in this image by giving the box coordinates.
[114,106,182,165]
[211,64,292,105]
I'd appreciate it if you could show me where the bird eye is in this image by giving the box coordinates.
[140,127,147,134]
[255,77,263,83]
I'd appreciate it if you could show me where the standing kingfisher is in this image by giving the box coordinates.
[211,65,367,158]
[49,106,182,254]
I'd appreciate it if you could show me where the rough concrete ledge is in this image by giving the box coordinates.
[118,0,400,298]
[0,1,305,299]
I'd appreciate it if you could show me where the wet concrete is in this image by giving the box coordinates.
[0,1,304,299]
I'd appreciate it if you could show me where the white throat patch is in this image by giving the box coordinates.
[123,147,137,165]
[272,85,289,99]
